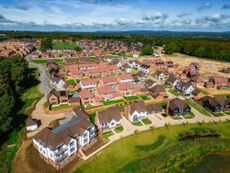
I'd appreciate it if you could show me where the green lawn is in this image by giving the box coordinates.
[141,118,152,125]
[89,113,96,124]
[185,99,212,117]
[51,103,71,111]
[124,96,139,101]
[140,95,150,100]
[225,111,230,115]
[213,94,230,97]
[102,131,114,138]
[76,122,230,173]
[52,43,77,50]
[103,99,124,106]
[66,79,77,86]
[184,113,195,119]
[132,121,143,126]
[170,116,183,120]
[168,89,180,96]
[213,112,226,117]
[18,85,44,115]
[31,58,64,65]
[136,135,166,152]
[115,126,124,133]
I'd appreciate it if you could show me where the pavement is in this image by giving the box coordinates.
[27,97,65,138]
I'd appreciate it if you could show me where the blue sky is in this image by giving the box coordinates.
[0,0,230,31]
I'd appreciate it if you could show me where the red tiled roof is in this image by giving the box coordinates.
[118,83,133,90]
[97,86,113,95]
[79,89,94,99]
[119,74,133,80]
[80,78,98,86]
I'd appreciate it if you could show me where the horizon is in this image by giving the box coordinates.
[0,0,230,32]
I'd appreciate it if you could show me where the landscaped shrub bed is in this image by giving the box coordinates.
[178,128,220,141]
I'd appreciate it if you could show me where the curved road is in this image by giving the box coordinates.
[25,54,51,95]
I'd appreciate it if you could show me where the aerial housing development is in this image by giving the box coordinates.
[1,1,230,173]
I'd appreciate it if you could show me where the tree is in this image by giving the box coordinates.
[141,45,153,55]
[40,37,52,52]
[74,46,82,52]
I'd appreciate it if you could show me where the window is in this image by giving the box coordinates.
[84,138,88,144]
[70,141,75,147]
[84,133,88,138]
[70,147,75,153]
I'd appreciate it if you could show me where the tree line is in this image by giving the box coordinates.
[0,55,35,138]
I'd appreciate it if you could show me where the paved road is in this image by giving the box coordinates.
[25,54,51,95]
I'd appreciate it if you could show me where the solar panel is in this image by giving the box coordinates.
[52,116,82,133]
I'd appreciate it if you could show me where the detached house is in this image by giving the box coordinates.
[165,74,178,87]
[51,75,66,89]
[208,76,229,88]
[145,79,157,89]
[168,98,191,116]
[96,106,122,133]
[125,101,150,123]
[122,63,132,73]
[133,71,147,82]
[79,89,100,107]
[198,96,230,113]
[140,64,150,73]
[26,118,40,131]
[32,115,97,169]
[48,89,68,106]
[176,81,195,96]
[155,70,169,80]
[149,85,166,99]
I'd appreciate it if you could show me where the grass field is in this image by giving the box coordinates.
[76,122,230,173]
[89,113,96,124]
[168,89,181,96]
[52,43,77,50]
[140,95,150,100]
[115,126,123,133]
[103,99,124,106]
[213,112,226,117]
[132,121,143,126]
[124,96,139,101]
[66,79,77,86]
[141,118,152,125]
[31,59,64,65]
[102,131,114,138]
[51,104,71,111]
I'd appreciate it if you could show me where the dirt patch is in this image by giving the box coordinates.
[12,140,82,173]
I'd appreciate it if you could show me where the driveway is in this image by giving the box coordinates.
[27,97,65,138]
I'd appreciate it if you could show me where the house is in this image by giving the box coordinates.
[149,85,166,99]
[128,60,140,69]
[189,62,200,70]
[165,74,178,87]
[79,79,98,89]
[176,81,195,96]
[32,115,97,169]
[168,98,191,116]
[198,96,230,112]
[208,76,229,88]
[190,75,204,86]
[69,97,81,106]
[125,101,150,123]
[117,83,133,96]
[99,76,118,86]
[145,79,156,89]
[26,118,40,131]
[152,104,163,113]
[122,63,132,73]
[51,75,66,89]
[79,89,97,106]
[155,70,169,80]
[96,106,122,132]
[140,64,150,73]
[133,71,147,82]
[48,89,68,106]
[96,86,115,100]
[119,74,134,83]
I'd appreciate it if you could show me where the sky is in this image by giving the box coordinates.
[0,0,230,32]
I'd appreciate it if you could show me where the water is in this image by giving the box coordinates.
[188,151,230,173]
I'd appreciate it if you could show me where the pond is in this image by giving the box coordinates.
[188,151,230,173]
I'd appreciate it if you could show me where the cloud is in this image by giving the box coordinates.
[177,13,192,18]
[142,12,169,22]
[197,3,212,11]
[15,5,30,11]
[222,2,230,9]
[0,15,14,24]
